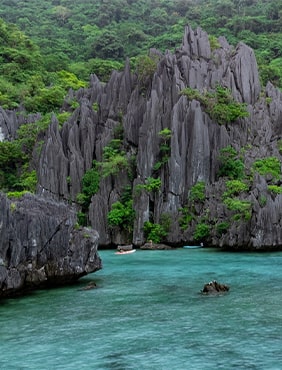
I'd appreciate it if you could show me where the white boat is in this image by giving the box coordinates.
[183,244,203,249]
[115,249,136,255]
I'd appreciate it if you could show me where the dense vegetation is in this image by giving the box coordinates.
[0,0,281,112]
[1,1,282,58]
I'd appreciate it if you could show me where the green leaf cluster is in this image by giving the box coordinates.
[100,139,128,178]
[143,221,168,244]
[69,58,124,82]
[189,182,206,202]
[24,85,66,114]
[223,197,252,221]
[223,180,249,198]
[224,197,252,212]
[267,185,282,194]
[258,195,267,207]
[76,136,133,225]
[7,190,30,200]
[209,35,220,51]
[107,200,135,232]
[101,154,128,178]
[153,129,172,171]
[0,131,39,192]
[158,128,172,141]
[135,54,159,90]
[216,222,230,236]
[77,163,100,209]
[181,85,249,125]
[179,208,194,231]
[252,157,281,180]
[193,223,210,241]
[135,177,161,193]
[218,146,245,179]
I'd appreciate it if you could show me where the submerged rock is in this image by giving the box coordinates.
[0,192,102,298]
[78,281,97,291]
[140,242,172,250]
[201,280,230,294]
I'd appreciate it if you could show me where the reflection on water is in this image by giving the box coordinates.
[1,248,282,369]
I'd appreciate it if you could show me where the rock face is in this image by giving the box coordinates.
[0,109,41,142]
[0,192,101,298]
[2,25,281,251]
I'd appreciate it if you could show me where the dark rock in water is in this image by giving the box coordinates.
[201,280,230,294]
[0,192,102,298]
[78,281,97,291]
[140,242,172,250]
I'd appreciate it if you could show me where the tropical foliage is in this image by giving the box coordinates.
[181,85,249,125]
[252,157,281,180]
[143,220,168,243]
[107,200,135,232]
[218,146,245,179]
[0,0,281,89]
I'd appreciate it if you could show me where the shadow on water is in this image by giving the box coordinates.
[103,352,128,370]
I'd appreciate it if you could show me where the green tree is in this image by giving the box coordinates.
[135,53,160,90]
[24,85,65,113]
[143,221,168,243]
[77,163,100,209]
[189,182,206,202]
[52,6,71,25]
[218,146,245,179]
[69,58,124,82]
[91,30,124,59]
[193,223,210,241]
[107,200,135,232]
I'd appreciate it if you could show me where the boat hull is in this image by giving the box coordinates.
[183,245,203,249]
[115,249,136,255]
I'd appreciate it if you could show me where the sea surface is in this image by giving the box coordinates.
[1,248,282,370]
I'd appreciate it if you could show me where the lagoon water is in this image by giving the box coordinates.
[1,248,282,369]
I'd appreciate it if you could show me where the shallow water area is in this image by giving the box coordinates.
[1,248,282,369]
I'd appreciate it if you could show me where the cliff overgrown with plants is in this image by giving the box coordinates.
[0,2,281,250]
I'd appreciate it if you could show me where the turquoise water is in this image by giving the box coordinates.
[1,248,282,369]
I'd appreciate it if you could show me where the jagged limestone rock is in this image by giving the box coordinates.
[30,25,282,250]
[0,108,41,142]
[0,192,101,298]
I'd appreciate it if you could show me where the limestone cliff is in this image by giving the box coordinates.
[2,26,281,251]
[0,192,101,298]
[37,26,282,250]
